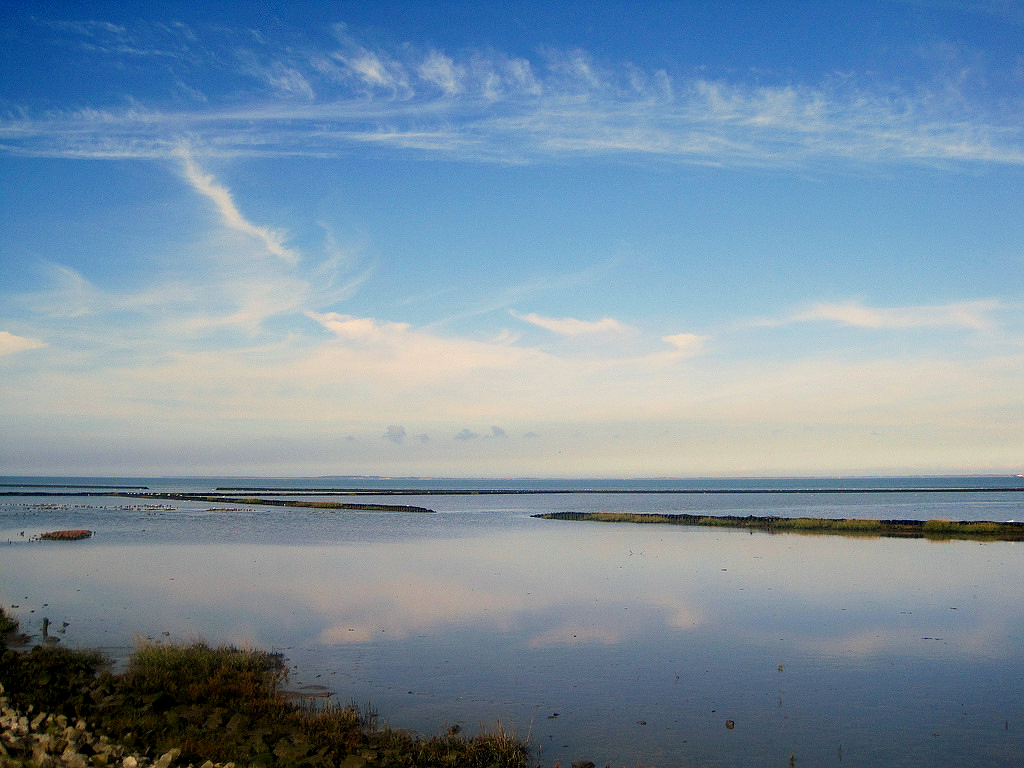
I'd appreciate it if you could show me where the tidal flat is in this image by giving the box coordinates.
[2,477,1024,767]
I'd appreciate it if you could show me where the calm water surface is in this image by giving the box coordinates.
[2,477,1024,767]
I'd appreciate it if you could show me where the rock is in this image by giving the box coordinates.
[153,747,181,768]
[62,746,90,768]
[0,692,239,768]
[32,734,56,762]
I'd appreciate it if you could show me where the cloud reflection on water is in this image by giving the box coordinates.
[4,521,1022,666]
[4,510,1024,767]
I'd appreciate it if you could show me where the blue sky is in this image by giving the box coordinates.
[1,1,1022,477]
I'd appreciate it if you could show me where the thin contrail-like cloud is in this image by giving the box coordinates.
[175,145,300,265]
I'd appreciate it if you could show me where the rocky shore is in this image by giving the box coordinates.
[0,683,207,768]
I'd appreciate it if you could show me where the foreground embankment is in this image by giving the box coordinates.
[0,610,529,768]
[534,511,1024,540]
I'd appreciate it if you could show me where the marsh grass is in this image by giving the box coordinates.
[0,607,18,640]
[771,517,883,532]
[920,519,1007,536]
[536,512,1024,540]
[0,638,532,768]
[0,641,109,716]
[369,722,529,768]
[124,642,286,709]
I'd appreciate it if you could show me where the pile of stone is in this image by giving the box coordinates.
[0,684,228,768]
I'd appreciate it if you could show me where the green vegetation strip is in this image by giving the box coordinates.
[0,609,527,768]
[534,511,1024,540]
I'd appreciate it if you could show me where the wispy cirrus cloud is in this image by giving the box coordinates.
[3,22,1023,167]
[333,50,406,92]
[417,51,464,96]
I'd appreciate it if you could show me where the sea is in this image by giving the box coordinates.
[2,475,1024,767]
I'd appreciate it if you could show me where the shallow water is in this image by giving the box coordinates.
[2,477,1024,766]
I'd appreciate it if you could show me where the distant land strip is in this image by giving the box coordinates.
[0,484,150,489]
[0,490,434,513]
[215,486,1024,495]
[534,511,1024,540]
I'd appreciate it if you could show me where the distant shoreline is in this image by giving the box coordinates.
[0,483,150,489]
[217,486,1024,494]
[6,485,1024,499]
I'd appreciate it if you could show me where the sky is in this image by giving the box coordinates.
[1,0,1023,478]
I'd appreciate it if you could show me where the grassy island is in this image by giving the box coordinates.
[534,511,1024,540]
[0,610,527,768]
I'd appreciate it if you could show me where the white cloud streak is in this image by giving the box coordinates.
[782,299,1003,330]
[175,145,300,264]
[512,311,632,337]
